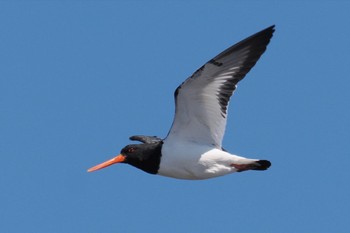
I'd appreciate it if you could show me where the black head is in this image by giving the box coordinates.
[120,143,163,174]
[88,141,163,175]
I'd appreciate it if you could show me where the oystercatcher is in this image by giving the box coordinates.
[88,25,275,180]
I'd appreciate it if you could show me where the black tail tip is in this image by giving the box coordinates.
[254,160,271,171]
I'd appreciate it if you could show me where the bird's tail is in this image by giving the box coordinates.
[231,159,271,172]
[252,160,271,171]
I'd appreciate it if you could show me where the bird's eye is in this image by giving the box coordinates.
[127,148,135,153]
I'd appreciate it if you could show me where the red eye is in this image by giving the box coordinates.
[127,148,135,153]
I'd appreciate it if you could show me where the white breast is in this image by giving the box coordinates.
[158,140,246,180]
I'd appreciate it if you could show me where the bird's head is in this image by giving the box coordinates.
[88,141,163,174]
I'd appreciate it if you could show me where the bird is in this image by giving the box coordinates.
[88,25,275,180]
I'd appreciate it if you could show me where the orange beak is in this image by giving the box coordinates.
[87,154,126,172]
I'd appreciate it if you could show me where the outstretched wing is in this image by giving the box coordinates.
[165,25,275,148]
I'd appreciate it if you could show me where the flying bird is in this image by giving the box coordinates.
[88,25,275,180]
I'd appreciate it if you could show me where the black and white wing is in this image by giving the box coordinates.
[129,135,162,144]
[165,25,275,148]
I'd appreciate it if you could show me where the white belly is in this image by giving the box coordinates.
[158,140,245,180]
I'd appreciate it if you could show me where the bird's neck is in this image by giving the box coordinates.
[128,142,163,175]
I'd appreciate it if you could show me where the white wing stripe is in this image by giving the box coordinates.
[165,26,275,148]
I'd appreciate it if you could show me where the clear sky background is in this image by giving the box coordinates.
[1,1,349,233]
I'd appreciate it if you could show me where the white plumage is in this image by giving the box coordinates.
[88,26,274,180]
[159,26,275,179]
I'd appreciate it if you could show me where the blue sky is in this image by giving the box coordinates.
[1,1,349,233]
